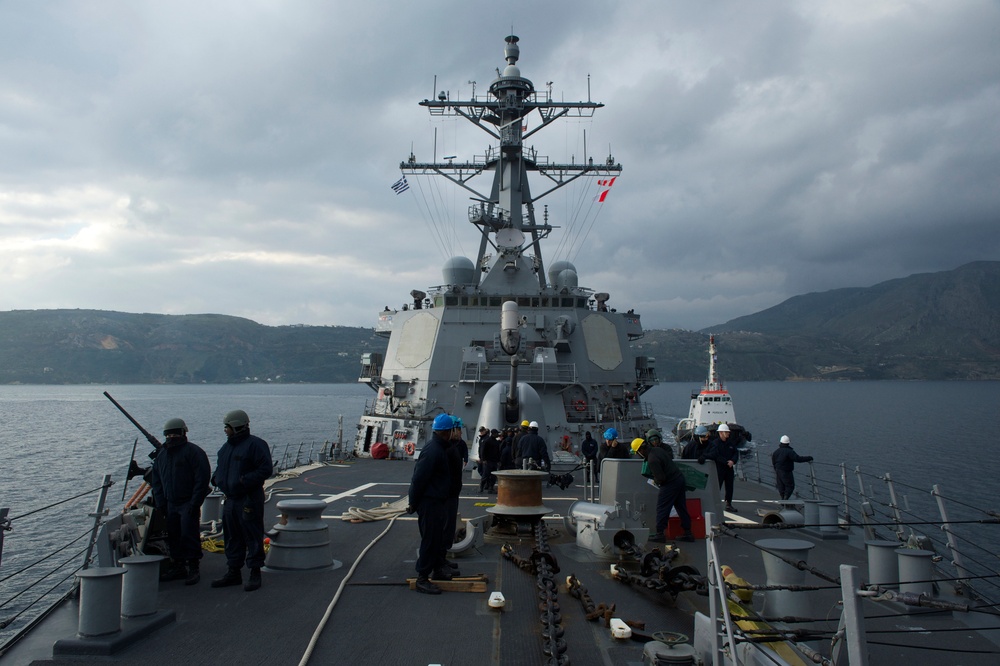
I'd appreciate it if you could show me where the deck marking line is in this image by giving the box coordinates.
[323,482,378,504]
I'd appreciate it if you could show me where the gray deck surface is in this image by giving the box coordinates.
[6,458,998,666]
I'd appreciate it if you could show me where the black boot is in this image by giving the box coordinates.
[185,560,200,585]
[244,567,262,592]
[414,576,442,595]
[211,567,242,588]
[160,560,187,582]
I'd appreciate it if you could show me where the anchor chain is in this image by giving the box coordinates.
[535,521,569,666]
[612,550,708,599]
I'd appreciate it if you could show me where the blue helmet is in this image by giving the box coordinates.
[694,425,709,437]
[603,428,618,440]
[432,413,455,431]
[453,417,464,429]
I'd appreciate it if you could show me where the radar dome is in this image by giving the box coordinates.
[547,260,577,287]
[557,269,578,289]
[442,256,476,285]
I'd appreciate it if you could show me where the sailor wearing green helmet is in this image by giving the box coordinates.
[150,417,211,586]
[211,409,273,592]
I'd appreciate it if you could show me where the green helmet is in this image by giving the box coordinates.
[163,417,188,435]
[224,409,250,428]
[645,428,662,442]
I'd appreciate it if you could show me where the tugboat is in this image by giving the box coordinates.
[354,35,657,459]
[673,334,750,447]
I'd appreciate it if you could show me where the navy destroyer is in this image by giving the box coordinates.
[355,35,657,459]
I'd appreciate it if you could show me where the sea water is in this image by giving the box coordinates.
[2,381,999,644]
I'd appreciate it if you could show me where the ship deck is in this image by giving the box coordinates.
[7,458,1000,666]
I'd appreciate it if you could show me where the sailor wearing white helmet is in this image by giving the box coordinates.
[706,423,739,513]
[771,435,814,500]
[518,420,550,471]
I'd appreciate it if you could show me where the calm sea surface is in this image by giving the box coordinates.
[2,381,999,643]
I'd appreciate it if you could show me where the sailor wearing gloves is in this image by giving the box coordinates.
[211,409,273,592]
[632,437,695,543]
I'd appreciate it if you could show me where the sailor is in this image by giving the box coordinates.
[478,427,500,493]
[518,421,550,471]
[705,423,739,513]
[599,427,630,462]
[512,420,531,468]
[211,409,274,592]
[149,418,211,585]
[771,435,814,500]
[581,430,599,482]
[440,416,467,577]
[406,413,457,595]
[498,429,515,470]
[632,438,694,543]
[681,425,713,459]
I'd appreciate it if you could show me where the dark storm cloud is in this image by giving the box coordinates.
[0,1,997,330]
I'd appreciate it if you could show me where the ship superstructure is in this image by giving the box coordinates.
[355,35,657,457]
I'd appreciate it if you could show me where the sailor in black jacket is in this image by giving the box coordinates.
[210,409,273,592]
[150,418,211,584]
[407,413,458,594]
[771,435,813,500]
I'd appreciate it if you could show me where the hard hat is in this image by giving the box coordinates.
[163,417,188,435]
[432,413,455,431]
[603,428,618,440]
[223,409,250,428]
[453,417,464,428]
[694,425,709,437]
[630,438,645,453]
[645,429,662,442]
[779,435,790,444]
[717,423,730,433]
[521,420,530,428]
[529,421,539,429]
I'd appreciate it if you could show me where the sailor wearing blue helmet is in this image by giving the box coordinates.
[597,426,629,483]
[442,416,469,580]
[407,413,457,594]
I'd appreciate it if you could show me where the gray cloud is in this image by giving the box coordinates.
[1,1,998,331]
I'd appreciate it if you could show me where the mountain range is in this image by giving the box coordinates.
[2,262,998,384]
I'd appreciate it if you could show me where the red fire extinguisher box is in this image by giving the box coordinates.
[665,498,706,539]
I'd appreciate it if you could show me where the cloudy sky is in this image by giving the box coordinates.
[2,1,998,331]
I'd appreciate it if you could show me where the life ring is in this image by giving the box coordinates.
[404,442,415,456]
[573,399,587,412]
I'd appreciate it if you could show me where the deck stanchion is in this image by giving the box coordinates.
[932,484,973,597]
[838,564,870,666]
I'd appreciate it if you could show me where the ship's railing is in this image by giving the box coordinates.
[739,445,1000,607]
[270,441,340,474]
[460,361,578,384]
[0,476,114,651]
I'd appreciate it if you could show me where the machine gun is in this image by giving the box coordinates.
[104,391,162,455]
[104,391,162,503]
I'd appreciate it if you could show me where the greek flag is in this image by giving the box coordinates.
[391,176,410,195]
